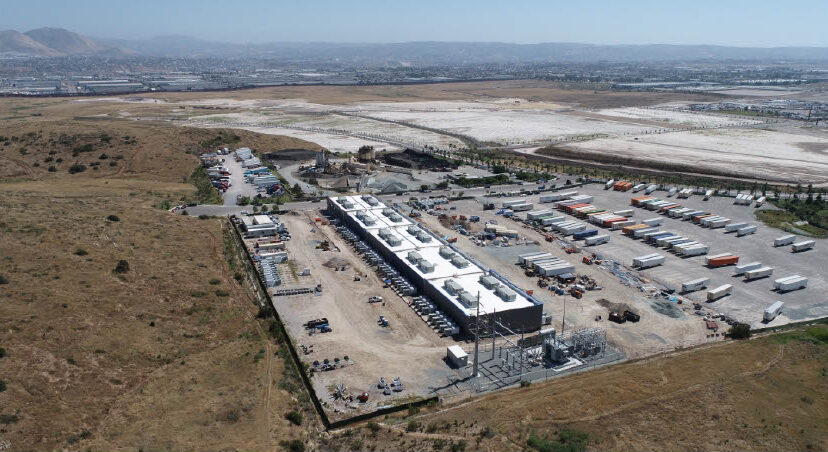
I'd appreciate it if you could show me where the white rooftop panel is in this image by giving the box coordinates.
[395,246,483,280]
[428,273,534,316]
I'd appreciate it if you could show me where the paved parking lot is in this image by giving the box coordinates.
[221,155,261,206]
[480,184,827,327]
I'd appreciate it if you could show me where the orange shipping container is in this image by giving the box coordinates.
[631,196,654,206]
[564,203,590,212]
[660,203,681,213]
[692,214,715,223]
[708,256,739,267]
[622,224,648,235]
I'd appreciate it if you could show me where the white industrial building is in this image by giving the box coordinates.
[328,195,543,333]
[241,214,281,238]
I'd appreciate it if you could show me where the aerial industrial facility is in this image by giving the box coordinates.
[327,195,544,333]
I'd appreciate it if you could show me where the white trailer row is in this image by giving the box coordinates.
[540,191,577,203]
[527,209,554,220]
[734,193,754,205]
[699,216,730,228]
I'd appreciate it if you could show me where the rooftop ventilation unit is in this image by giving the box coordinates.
[444,279,462,295]
[479,275,500,290]
[495,286,517,302]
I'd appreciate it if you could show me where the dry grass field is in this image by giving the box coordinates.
[0,178,318,451]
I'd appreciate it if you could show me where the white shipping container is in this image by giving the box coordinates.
[657,236,683,246]
[763,301,784,322]
[709,218,731,229]
[725,222,749,232]
[707,284,733,302]
[682,277,710,293]
[774,276,808,292]
[605,179,616,189]
[632,184,646,192]
[643,217,663,226]
[637,256,665,269]
[585,234,610,246]
[737,225,758,236]
[645,184,658,194]
[744,266,774,280]
[511,203,534,212]
[791,240,815,252]
[680,245,710,256]
[611,220,636,230]
[773,235,796,247]
[733,262,762,276]
[633,227,659,238]
[613,209,634,217]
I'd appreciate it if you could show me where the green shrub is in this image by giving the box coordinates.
[68,163,86,174]
[0,275,8,284]
[285,410,303,426]
[729,323,751,339]
[107,215,120,222]
[74,249,88,256]
[279,439,304,452]
[0,348,6,358]
[209,278,221,285]
[0,379,6,393]
[214,289,230,297]
[406,420,421,432]
[527,430,589,452]
[113,260,130,274]
[48,166,57,172]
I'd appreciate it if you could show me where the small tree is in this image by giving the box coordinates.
[114,260,130,274]
[729,323,751,339]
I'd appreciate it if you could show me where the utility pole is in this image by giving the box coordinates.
[473,291,481,377]
[562,293,567,338]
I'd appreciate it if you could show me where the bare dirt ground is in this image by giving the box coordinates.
[270,213,457,420]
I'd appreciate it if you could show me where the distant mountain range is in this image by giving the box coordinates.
[0,27,133,56]
[2,27,828,63]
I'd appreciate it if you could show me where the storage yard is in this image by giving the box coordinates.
[417,183,826,330]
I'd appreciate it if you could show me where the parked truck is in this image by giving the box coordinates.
[744,266,774,280]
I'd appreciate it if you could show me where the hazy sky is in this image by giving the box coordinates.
[3,0,827,47]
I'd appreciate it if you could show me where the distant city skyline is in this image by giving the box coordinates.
[2,0,827,47]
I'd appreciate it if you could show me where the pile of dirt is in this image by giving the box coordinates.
[596,298,636,315]
[323,256,350,268]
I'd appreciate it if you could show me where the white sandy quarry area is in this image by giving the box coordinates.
[567,127,828,183]
[223,125,401,154]
[187,111,463,149]
[598,107,763,128]
[364,109,659,143]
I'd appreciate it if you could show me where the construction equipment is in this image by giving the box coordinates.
[582,256,593,265]
[378,315,389,327]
